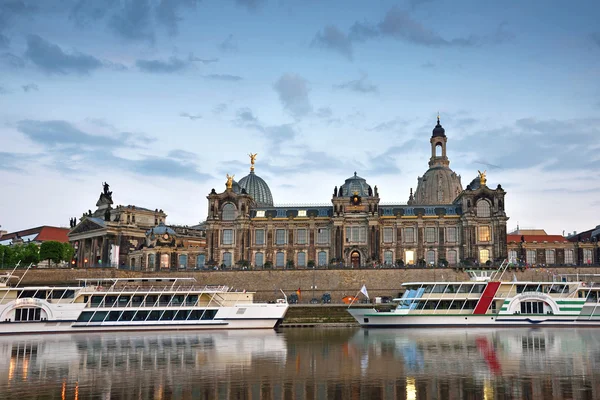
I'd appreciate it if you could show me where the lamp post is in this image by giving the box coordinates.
[311,265,316,302]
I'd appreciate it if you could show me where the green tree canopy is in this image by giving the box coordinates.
[39,241,64,266]
[62,243,75,263]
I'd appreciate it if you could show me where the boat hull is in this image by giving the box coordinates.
[348,309,600,327]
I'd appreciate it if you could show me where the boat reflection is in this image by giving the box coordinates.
[1,328,600,399]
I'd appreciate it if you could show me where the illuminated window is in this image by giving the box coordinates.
[298,210,307,217]
[256,210,265,218]
[478,226,491,242]
[479,249,490,264]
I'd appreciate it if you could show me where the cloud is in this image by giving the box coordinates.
[213,103,228,115]
[108,0,155,42]
[22,83,39,92]
[0,151,38,172]
[367,117,406,132]
[179,112,202,120]
[233,107,298,149]
[364,146,403,175]
[24,35,103,74]
[219,34,238,52]
[136,56,189,73]
[155,0,199,36]
[334,73,378,94]
[313,7,515,59]
[1,52,25,68]
[312,25,353,60]
[168,149,197,160]
[273,73,312,118]
[189,55,219,64]
[234,0,265,10]
[205,73,243,81]
[17,120,124,148]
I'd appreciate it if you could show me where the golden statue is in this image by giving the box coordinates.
[478,170,487,186]
[226,174,234,190]
[249,153,257,172]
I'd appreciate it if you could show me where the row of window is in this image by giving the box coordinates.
[222,251,330,267]
[222,228,332,246]
[508,249,594,265]
[76,309,218,323]
[14,307,42,322]
[90,295,199,307]
[144,254,206,269]
[400,300,481,311]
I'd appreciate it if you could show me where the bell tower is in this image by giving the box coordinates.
[429,114,449,168]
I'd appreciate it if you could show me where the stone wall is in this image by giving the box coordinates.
[14,267,597,302]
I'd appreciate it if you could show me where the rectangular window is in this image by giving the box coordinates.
[255,229,265,245]
[478,226,491,242]
[178,254,187,269]
[565,250,574,264]
[298,210,307,217]
[447,250,457,265]
[446,227,457,243]
[425,227,436,243]
[383,227,394,243]
[384,251,393,265]
[275,229,286,245]
[584,249,593,265]
[318,251,327,266]
[276,252,285,267]
[508,250,518,264]
[297,229,307,244]
[317,228,329,244]
[297,252,306,267]
[345,226,366,243]
[545,250,555,265]
[255,252,264,267]
[526,250,536,264]
[222,229,234,245]
[404,228,415,243]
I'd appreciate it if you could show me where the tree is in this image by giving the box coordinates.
[39,241,64,267]
[20,243,40,265]
[62,243,75,264]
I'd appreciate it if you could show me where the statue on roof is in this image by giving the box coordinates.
[333,186,337,197]
[338,186,343,197]
[103,182,110,195]
[226,174,234,190]
[368,185,373,197]
[249,153,257,172]
[374,185,378,197]
[478,170,487,186]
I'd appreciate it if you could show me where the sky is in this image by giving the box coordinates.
[1,0,599,235]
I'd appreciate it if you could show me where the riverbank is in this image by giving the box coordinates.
[279,304,387,327]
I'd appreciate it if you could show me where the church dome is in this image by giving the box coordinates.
[147,223,177,237]
[239,171,273,206]
[413,166,463,205]
[432,115,446,137]
[340,172,371,197]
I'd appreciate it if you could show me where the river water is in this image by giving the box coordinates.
[0,328,598,399]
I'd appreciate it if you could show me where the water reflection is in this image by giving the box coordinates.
[1,328,600,399]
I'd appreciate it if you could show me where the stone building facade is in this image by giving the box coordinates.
[68,183,206,270]
[205,117,509,268]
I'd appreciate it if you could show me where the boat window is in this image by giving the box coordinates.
[133,311,148,321]
[172,295,185,305]
[432,285,447,294]
[104,296,117,306]
[90,311,108,322]
[446,285,459,294]
[91,296,103,306]
[185,295,198,306]
[118,296,130,305]
[107,311,121,322]
[76,311,93,322]
[160,295,172,306]
[520,301,545,314]
[458,285,472,293]
[159,310,175,321]
[422,285,434,294]
[586,291,598,302]
[145,295,158,307]
[201,309,218,320]
[119,311,135,321]
[147,311,161,321]
[132,296,144,306]
[18,290,38,299]
[174,310,189,320]
[14,307,42,321]
[472,285,485,294]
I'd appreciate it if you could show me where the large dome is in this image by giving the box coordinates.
[239,171,273,206]
[339,172,371,197]
[413,166,463,205]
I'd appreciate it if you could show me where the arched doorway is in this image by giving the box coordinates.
[351,251,361,268]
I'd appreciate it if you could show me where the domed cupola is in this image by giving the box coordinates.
[339,172,372,197]
[412,115,463,205]
[238,153,273,206]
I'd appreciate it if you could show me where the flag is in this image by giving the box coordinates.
[360,285,369,299]
[296,288,302,300]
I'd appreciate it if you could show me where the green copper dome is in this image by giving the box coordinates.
[239,171,273,206]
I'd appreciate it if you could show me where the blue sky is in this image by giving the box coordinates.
[1,0,599,235]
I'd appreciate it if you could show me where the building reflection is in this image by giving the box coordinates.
[1,328,600,399]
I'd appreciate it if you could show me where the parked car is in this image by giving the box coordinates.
[321,293,331,303]
[289,294,298,304]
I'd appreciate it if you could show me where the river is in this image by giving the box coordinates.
[0,327,598,399]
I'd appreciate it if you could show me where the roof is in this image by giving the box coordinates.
[0,226,70,244]
[508,229,547,235]
[507,234,568,243]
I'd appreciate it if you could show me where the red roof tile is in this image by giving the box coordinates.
[35,227,70,243]
[507,234,568,243]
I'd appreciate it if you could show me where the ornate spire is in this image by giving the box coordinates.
[249,153,257,172]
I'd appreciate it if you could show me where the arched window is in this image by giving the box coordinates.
[255,252,264,267]
[297,252,306,267]
[384,251,393,265]
[196,254,205,269]
[435,143,442,157]
[222,252,232,267]
[426,250,436,266]
[222,203,236,221]
[476,200,491,218]
[276,252,285,267]
[479,249,490,264]
[148,254,155,270]
[318,251,327,266]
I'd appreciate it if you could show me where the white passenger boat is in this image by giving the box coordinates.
[0,274,288,334]
[349,261,600,327]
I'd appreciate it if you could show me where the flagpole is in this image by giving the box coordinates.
[347,289,362,309]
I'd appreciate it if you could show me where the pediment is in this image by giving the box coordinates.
[70,218,106,235]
